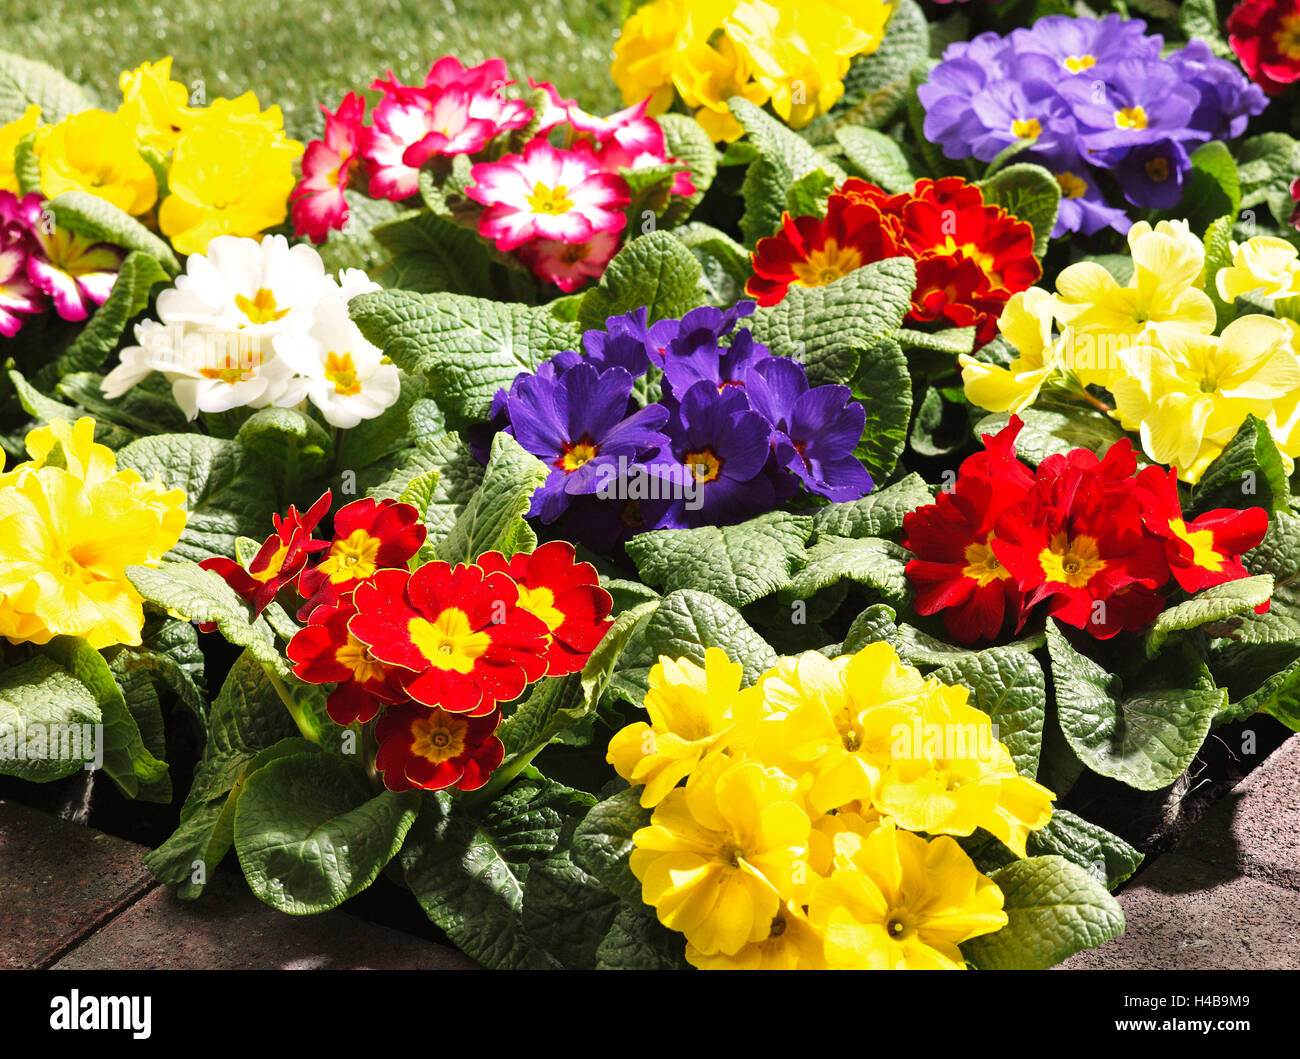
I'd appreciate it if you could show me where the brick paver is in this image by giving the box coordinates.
[0,799,157,969]
[1060,734,1300,969]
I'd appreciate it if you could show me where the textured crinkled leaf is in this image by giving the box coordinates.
[46,191,179,274]
[0,50,99,123]
[576,230,706,332]
[625,511,813,608]
[434,432,546,563]
[235,407,333,495]
[596,904,690,970]
[976,163,1060,258]
[1191,414,1290,516]
[643,589,778,684]
[1025,810,1144,889]
[933,644,1047,779]
[811,473,931,539]
[0,655,101,783]
[1235,511,1300,644]
[836,126,915,193]
[962,855,1124,969]
[519,849,621,969]
[1144,575,1274,657]
[975,407,1134,466]
[674,221,751,307]
[53,252,170,378]
[782,535,911,604]
[370,208,497,294]
[830,0,929,127]
[367,431,484,543]
[572,786,651,904]
[333,369,430,473]
[658,113,717,226]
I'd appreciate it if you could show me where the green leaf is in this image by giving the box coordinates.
[56,371,192,437]
[1202,215,1237,331]
[349,289,579,431]
[892,621,1045,667]
[332,369,429,473]
[933,644,1047,779]
[13,133,40,195]
[596,904,688,969]
[977,163,1060,258]
[0,50,99,123]
[6,366,133,450]
[1143,575,1274,657]
[974,407,1133,466]
[749,256,916,387]
[235,407,332,502]
[1175,141,1240,231]
[782,535,911,605]
[643,589,778,684]
[234,751,418,914]
[962,855,1124,969]
[1191,414,1290,515]
[576,230,705,332]
[1179,0,1234,59]
[41,636,169,802]
[856,337,915,484]
[1235,511,1300,644]
[369,431,484,542]
[1025,810,1144,889]
[0,655,101,783]
[434,433,546,564]
[1236,133,1300,223]
[728,96,845,246]
[895,326,976,356]
[115,433,280,562]
[1229,652,1300,730]
[785,168,836,217]
[317,190,404,274]
[831,0,930,129]
[841,603,900,654]
[836,127,915,193]
[572,786,650,903]
[370,209,497,295]
[51,251,169,378]
[811,473,931,540]
[46,191,179,275]
[625,511,813,609]
[674,222,752,307]
[519,849,620,969]
[125,561,287,678]
[1046,621,1226,790]
[400,777,595,969]
[658,113,717,226]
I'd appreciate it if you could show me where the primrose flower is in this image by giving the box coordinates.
[34,108,157,216]
[607,648,763,806]
[291,92,366,244]
[1228,0,1300,95]
[119,57,194,152]
[958,288,1059,415]
[287,599,406,725]
[1215,235,1300,302]
[514,231,621,293]
[375,704,505,792]
[0,418,186,648]
[0,104,40,194]
[807,820,1008,970]
[17,193,125,322]
[686,900,828,970]
[630,754,812,957]
[0,195,47,337]
[467,139,631,252]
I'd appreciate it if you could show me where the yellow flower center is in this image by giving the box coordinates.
[409,608,490,672]
[1114,106,1148,131]
[526,182,574,215]
[1038,532,1106,588]
[318,529,382,584]
[199,348,261,385]
[515,583,566,632]
[336,635,385,684]
[790,238,864,288]
[234,287,291,325]
[939,237,1000,282]
[324,351,362,396]
[409,708,469,764]
[250,540,289,583]
[1064,54,1096,72]
[962,537,1012,587]
[1011,117,1042,140]
[557,435,599,472]
[1145,156,1170,182]
[1274,13,1300,59]
[684,448,723,484]
[1056,171,1088,199]
[1169,518,1224,572]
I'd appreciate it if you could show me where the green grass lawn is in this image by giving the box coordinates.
[2,0,625,140]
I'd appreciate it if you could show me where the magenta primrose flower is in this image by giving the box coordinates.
[291,92,365,244]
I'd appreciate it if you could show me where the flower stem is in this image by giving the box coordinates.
[266,668,322,745]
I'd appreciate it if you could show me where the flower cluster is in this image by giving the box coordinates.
[748,177,1041,347]
[611,0,893,140]
[960,219,1300,483]
[200,492,613,792]
[0,58,302,256]
[0,418,186,648]
[607,644,1055,969]
[101,234,400,426]
[1,190,123,334]
[1229,0,1300,95]
[903,417,1269,644]
[477,303,874,548]
[291,55,694,292]
[918,16,1267,233]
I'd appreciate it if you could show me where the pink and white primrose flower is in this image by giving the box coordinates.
[516,230,621,292]
[361,79,432,201]
[291,92,366,244]
[0,193,47,336]
[527,80,578,135]
[400,84,502,169]
[564,97,651,141]
[466,139,630,252]
[594,119,696,198]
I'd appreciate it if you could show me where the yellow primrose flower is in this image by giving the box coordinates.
[1052,219,1216,358]
[630,752,812,956]
[672,35,768,143]
[1215,235,1300,303]
[607,647,762,807]
[119,57,195,152]
[34,108,157,215]
[1110,315,1300,483]
[872,682,1055,857]
[611,0,692,115]
[807,819,1008,970]
[960,287,1060,413]
[158,99,302,255]
[0,418,186,648]
[0,103,40,194]
[685,899,828,970]
[725,1,878,128]
[753,645,928,814]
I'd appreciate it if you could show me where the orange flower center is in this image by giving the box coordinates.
[318,529,382,584]
[684,447,723,484]
[515,584,566,632]
[1011,117,1041,140]
[336,635,385,684]
[324,351,362,395]
[1169,518,1224,573]
[1056,171,1088,199]
[791,238,864,288]
[557,435,598,472]
[409,708,469,764]
[1038,532,1106,588]
[1063,54,1096,72]
[199,348,262,384]
[1145,156,1170,183]
[1274,13,1300,59]
[235,287,291,325]
[1114,106,1148,131]
[962,537,1011,587]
